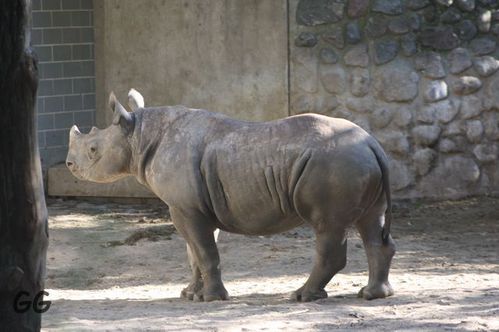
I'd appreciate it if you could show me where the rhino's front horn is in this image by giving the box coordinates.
[70,125,81,139]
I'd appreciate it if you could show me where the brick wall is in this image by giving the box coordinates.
[32,0,96,169]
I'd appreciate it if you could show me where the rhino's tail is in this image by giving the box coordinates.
[369,140,392,245]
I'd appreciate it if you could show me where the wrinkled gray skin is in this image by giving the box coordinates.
[66,90,395,302]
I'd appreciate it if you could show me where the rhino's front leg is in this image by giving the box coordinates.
[180,243,203,300]
[171,208,228,302]
[181,229,220,300]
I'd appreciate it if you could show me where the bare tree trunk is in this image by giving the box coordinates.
[0,0,49,331]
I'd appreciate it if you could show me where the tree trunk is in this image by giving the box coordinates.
[0,0,49,331]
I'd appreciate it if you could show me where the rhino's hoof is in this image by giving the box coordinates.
[181,280,203,301]
[291,288,328,302]
[203,291,229,302]
[358,282,394,300]
[192,285,229,302]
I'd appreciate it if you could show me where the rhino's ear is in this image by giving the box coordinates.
[128,88,144,111]
[109,92,134,133]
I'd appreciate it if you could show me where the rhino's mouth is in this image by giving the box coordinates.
[68,167,87,181]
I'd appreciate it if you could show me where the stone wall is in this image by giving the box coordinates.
[290,0,499,198]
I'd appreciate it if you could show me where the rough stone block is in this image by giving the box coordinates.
[435,0,454,6]
[454,20,478,41]
[431,99,460,124]
[461,95,484,119]
[406,0,431,10]
[372,0,403,15]
[414,52,446,79]
[320,65,347,94]
[478,10,492,32]
[319,48,339,64]
[365,17,387,38]
[438,138,463,153]
[456,0,475,11]
[473,56,499,77]
[393,108,413,127]
[296,0,344,26]
[373,61,419,102]
[420,156,480,197]
[483,111,499,140]
[447,48,473,74]
[401,33,417,57]
[485,74,499,109]
[346,21,362,44]
[424,80,448,103]
[350,68,370,97]
[413,125,442,146]
[441,8,462,23]
[388,16,410,34]
[370,108,393,129]
[344,44,369,67]
[347,0,369,18]
[295,32,318,47]
[345,96,374,113]
[389,159,414,191]
[372,39,399,65]
[444,120,464,136]
[470,37,497,55]
[473,144,498,163]
[322,27,345,49]
[466,120,484,143]
[419,27,459,50]
[451,76,482,95]
[377,131,410,155]
[413,148,437,176]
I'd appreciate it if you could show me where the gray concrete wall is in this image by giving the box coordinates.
[290,0,499,199]
[33,0,97,169]
[94,0,289,126]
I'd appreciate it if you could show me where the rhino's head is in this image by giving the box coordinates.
[65,90,144,183]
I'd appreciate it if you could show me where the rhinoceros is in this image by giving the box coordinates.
[66,89,395,302]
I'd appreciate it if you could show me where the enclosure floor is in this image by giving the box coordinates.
[42,197,499,331]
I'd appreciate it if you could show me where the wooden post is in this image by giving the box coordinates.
[0,0,49,330]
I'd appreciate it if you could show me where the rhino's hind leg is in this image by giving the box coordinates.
[291,228,347,302]
[356,213,395,300]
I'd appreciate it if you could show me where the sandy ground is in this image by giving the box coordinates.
[42,196,499,331]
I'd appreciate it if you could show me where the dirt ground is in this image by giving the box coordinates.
[42,196,499,331]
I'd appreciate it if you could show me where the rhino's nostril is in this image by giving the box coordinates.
[66,161,74,168]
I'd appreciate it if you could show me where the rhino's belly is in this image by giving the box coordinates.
[214,209,305,236]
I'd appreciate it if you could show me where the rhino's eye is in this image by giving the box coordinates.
[88,146,98,159]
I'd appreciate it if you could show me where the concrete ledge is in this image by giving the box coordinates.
[48,164,156,198]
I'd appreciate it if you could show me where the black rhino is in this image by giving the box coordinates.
[66,90,395,302]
